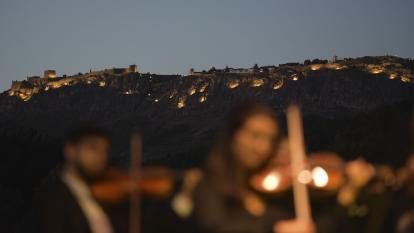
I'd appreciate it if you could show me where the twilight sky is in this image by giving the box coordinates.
[0,0,413,91]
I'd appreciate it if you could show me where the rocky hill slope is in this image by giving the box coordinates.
[0,56,413,166]
[0,56,413,231]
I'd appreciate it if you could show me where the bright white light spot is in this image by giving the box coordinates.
[262,172,280,191]
[298,170,312,184]
[312,166,329,188]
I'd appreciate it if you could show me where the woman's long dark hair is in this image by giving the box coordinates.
[205,102,280,200]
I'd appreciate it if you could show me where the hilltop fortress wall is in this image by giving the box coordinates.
[7,65,140,101]
[5,57,413,102]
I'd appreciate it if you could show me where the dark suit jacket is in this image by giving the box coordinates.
[34,178,128,233]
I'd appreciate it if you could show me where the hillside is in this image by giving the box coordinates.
[0,56,413,166]
[0,56,413,231]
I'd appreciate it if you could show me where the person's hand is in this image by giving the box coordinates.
[274,219,315,233]
[346,158,375,188]
[243,192,266,216]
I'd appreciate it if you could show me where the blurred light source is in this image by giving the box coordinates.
[262,171,280,191]
[312,166,329,187]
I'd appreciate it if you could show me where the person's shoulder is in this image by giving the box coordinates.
[194,177,213,194]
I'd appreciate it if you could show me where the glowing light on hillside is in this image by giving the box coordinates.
[368,65,384,74]
[8,91,14,96]
[199,96,207,103]
[251,79,264,87]
[326,64,345,70]
[311,65,322,71]
[188,86,196,95]
[292,75,299,81]
[169,90,177,99]
[262,171,281,191]
[124,90,132,95]
[227,80,239,89]
[199,84,208,93]
[99,81,106,87]
[273,80,283,90]
[87,80,92,84]
[401,75,411,83]
[312,166,329,188]
[388,73,397,80]
[44,86,49,91]
[51,83,62,89]
[177,97,186,109]
[370,69,383,74]
[154,98,159,102]
[18,93,31,101]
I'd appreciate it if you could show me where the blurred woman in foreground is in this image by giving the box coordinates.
[194,103,315,233]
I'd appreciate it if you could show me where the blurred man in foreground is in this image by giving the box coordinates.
[34,126,126,233]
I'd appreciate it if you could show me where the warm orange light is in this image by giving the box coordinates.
[273,80,283,90]
[177,97,186,108]
[311,65,321,71]
[199,84,208,93]
[388,73,397,80]
[188,87,196,95]
[227,80,239,89]
[401,75,411,83]
[251,79,264,87]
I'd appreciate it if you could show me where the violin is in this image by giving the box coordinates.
[91,166,175,204]
[250,151,346,195]
[249,163,292,195]
[307,152,345,193]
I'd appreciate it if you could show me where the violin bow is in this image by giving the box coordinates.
[287,105,312,221]
[130,133,141,233]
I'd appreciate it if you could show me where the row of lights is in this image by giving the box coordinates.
[261,166,329,191]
